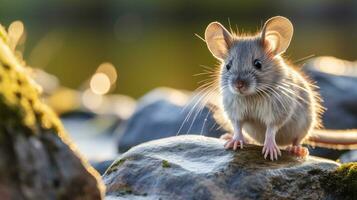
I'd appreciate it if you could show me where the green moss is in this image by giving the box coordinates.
[321,162,357,200]
[0,25,8,43]
[117,185,133,195]
[162,160,170,168]
[0,24,65,137]
[105,158,127,175]
[115,184,149,197]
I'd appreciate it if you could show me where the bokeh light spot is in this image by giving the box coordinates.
[90,73,111,95]
[8,21,24,49]
[314,56,350,76]
[96,62,117,84]
[82,89,103,110]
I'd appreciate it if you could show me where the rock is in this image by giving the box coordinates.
[308,147,348,161]
[61,110,97,120]
[104,135,344,200]
[91,159,115,175]
[322,162,357,199]
[305,57,357,129]
[304,57,357,159]
[116,87,227,152]
[0,25,104,199]
[339,150,357,163]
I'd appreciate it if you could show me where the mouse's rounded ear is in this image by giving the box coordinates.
[261,16,293,56]
[205,22,233,60]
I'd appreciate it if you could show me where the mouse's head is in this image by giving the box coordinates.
[204,16,294,96]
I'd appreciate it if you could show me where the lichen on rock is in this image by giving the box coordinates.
[0,22,104,199]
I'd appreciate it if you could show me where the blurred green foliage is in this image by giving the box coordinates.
[1,0,356,98]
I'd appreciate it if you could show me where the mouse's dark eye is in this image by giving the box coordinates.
[226,62,231,71]
[253,59,262,70]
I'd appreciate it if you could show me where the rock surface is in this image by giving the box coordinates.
[0,24,104,199]
[91,159,115,175]
[104,135,341,200]
[116,88,227,152]
[339,150,357,163]
[306,66,357,129]
[304,57,357,159]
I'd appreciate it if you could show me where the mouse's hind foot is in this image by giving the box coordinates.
[286,145,309,158]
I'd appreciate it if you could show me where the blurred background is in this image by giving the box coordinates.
[1,0,356,97]
[2,0,357,173]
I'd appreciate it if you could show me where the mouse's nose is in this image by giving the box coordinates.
[235,80,246,90]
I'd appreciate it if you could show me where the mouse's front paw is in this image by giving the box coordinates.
[224,138,245,150]
[262,140,281,161]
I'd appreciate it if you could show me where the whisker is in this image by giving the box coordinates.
[177,80,219,135]
[293,54,315,64]
[186,85,220,134]
[177,86,213,135]
[259,84,289,113]
[194,33,206,43]
[280,81,311,93]
[200,110,211,135]
[276,83,311,105]
[200,64,217,71]
[228,18,233,34]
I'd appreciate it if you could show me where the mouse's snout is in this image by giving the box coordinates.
[235,79,247,90]
[227,76,256,96]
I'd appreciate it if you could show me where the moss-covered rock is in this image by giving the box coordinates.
[322,162,357,200]
[0,23,104,199]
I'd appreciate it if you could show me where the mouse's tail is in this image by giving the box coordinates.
[305,129,357,150]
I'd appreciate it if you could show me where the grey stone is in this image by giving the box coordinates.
[304,58,357,159]
[116,88,227,152]
[91,159,115,175]
[104,135,339,200]
[304,58,357,129]
[339,150,357,163]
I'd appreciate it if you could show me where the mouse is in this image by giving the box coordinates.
[203,16,323,160]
